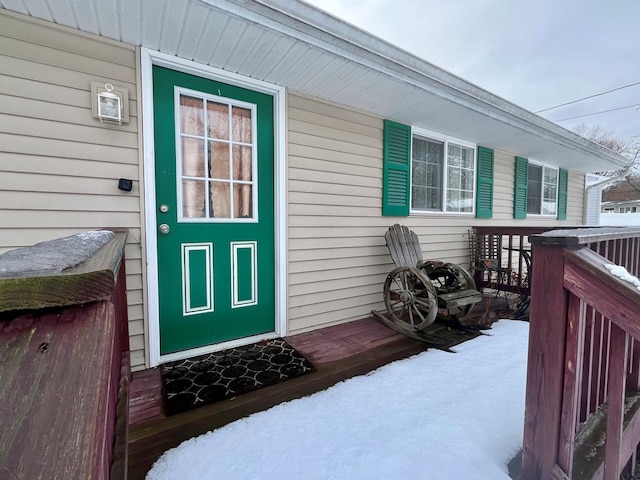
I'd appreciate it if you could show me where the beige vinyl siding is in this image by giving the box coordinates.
[567,172,586,223]
[287,94,585,335]
[289,95,477,334]
[492,150,584,224]
[0,11,146,370]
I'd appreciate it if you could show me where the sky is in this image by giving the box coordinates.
[303,0,640,144]
[147,320,528,480]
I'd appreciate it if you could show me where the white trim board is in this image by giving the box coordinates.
[141,48,287,367]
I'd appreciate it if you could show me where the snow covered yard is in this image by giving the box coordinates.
[147,320,528,480]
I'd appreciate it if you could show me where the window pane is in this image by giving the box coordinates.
[428,141,444,165]
[210,181,230,218]
[543,166,558,215]
[209,141,230,180]
[461,168,474,190]
[460,191,473,213]
[427,187,442,210]
[446,190,460,211]
[208,102,229,139]
[231,107,252,143]
[543,200,557,216]
[426,164,442,190]
[527,164,542,214]
[412,160,427,186]
[448,144,461,166]
[448,166,461,189]
[544,167,558,184]
[461,147,474,169]
[411,186,427,209]
[234,184,253,218]
[182,180,206,218]
[180,96,204,136]
[233,145,253,181]
[181,137,205,177]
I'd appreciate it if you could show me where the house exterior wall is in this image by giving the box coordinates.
[0,10,587,368]
[286,94,585,335]
[0,11,147,370]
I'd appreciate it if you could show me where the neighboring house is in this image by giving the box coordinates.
[599,175,640,225]
[0,0,630,371]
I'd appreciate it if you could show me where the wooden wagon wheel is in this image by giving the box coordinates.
[383,266,438,331]
[420,261,478,319]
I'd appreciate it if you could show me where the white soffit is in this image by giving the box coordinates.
[0,0,630,172]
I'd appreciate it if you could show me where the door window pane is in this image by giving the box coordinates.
[207,102,229,139]
[180,96,204,136]
[234,184,253,218]
[181,137,205,178]
[209,141,230,180]
[210,181,230,218]
[182,180,206,218]
[232,107,252,143]
[233,145,253,181]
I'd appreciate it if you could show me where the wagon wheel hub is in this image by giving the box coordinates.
[399,291,414,304]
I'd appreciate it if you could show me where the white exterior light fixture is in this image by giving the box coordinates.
[97,83,123,124]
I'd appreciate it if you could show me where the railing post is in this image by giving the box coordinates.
[521,243,570,479]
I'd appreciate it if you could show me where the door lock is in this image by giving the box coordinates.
[159,224,170,235]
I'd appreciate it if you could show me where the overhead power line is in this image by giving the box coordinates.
[553,103,640,122]
[535,80,640,113]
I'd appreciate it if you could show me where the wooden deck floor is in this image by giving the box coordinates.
[127,303,503,479]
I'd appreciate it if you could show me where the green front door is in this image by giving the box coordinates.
[153,66,275,355]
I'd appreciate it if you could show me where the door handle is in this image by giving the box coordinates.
[159,224,170,235]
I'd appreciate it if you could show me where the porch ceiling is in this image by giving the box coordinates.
[1,0,630,173]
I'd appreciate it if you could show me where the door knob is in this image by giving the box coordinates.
[159,224,170,235]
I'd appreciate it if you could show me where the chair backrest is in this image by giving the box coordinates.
[385,224,423,268]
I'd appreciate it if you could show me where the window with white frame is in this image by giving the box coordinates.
[411,132,475,213]
[621,206,637,213]
[527,163,558,215]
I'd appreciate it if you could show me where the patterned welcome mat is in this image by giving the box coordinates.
[161,338,314,415]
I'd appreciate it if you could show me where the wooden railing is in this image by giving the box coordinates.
[0,230,130,479]
[521,227,640,480]
[470,226,571,299]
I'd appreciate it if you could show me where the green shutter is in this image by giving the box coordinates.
[557,168,568,220]
[514,156,528,219]
[475,146,494,219]
[382,119,411,216]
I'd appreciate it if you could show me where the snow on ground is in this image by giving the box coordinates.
[147,320,529,480]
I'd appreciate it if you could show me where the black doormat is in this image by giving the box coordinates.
[161,338,314,415]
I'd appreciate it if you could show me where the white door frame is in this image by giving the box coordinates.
[140,48,287,367]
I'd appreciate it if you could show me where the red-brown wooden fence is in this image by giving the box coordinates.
[521,227,640,480]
